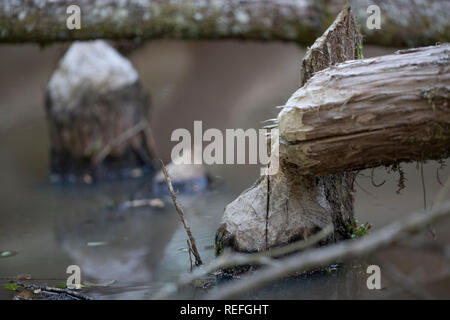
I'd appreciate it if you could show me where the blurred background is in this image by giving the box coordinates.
[0,40,449,299]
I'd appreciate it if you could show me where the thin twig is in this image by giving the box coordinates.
[151,224,332,299]
[420,162,427,212]
[187,239,193,272]
[355,179,375,196]
[371,168,385,187]
[436,159,447,187]
[16,282,93,300]
[160,160,203,266]
[206,201,450,299]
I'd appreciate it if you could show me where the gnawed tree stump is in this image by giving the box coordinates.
[216,6,361,253]
[46,40,155,182]
[216,5,450,254]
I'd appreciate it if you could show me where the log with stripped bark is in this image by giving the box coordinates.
[279,44,450,176]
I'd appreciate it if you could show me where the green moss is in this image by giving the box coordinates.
[357,42,364,59]
[4,282,18,291]
[346,219,371,239]
[214,240,223,257]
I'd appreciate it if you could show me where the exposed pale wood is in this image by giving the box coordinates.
[279,44,450,176]
[216,6,361,253]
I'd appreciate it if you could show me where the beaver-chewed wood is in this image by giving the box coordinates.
[45,40,155,182]
[216,6,361,254]
[279,44,450,176]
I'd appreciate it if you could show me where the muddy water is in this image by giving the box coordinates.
[0,42,449,299]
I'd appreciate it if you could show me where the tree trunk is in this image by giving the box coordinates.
[216,7,450,254]
[0,0,448,47]
[46,40,155,183]
[279,44,450,176]
[216,6,361,254]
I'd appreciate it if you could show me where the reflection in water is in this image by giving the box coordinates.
[50,178,230,299]
[54,180,179,285]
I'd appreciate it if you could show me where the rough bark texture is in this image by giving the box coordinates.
[0,0,321,45]
[0,0,448,47]
[46,40,155,182]
[350,0,450,47]
[300,5,362,86]
[279,44,450,176]
[216,6,361,253]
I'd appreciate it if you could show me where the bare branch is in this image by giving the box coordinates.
[16,282,93,300]
[160,160,203,266]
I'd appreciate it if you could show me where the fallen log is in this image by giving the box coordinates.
[0,0,448,47]
[279,44,450,176]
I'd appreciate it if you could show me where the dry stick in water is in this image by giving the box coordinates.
[152,224,333,299]
[16,282,93,300]
[160,161,203,266]
[206,201,450,299]
[187,239,194,272]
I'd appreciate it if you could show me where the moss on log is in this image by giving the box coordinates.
[0,0,448,47]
